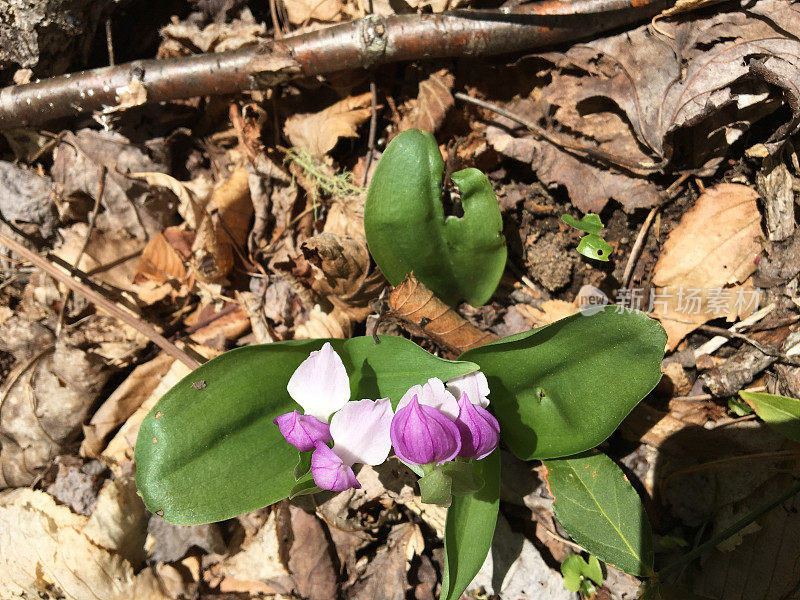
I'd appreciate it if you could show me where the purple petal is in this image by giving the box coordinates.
[330,398,394,466]
[454,392,500,460]
[390,395,461,466]
[274,410,332,452]
[287,342,350,421]
[397,378,459,419]
[447,372,490,408]
[311,441,361,491]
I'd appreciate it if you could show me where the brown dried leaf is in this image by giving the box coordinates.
[398,69,455,133]
[349,523,424,600]
[301,232,385,322]
[159,8,265,56]
[80,353,176,458]
[652,183,764,349]
[388,274,498,357]
[294,305,350,339]
[286,505,338,600]
[0,486,180,599]
[515,300,578,328]
[285,93,372,156]
[134,226,192,285]
[283,0,343,24]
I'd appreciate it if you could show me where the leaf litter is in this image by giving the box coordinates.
[0,0,800,597]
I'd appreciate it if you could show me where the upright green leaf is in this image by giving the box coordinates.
[365,129,506,306]
[739,390,800,441]
[135,335,477,524]
[545,451,654,577]
[440,451,500,600]
[460,307,666,459]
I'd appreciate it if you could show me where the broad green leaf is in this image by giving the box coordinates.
[739,390,800,441]
[364,129,506,306]
[562,213,603,234]
[460,306,666,459]
[440,451,500,600]
[294,451,312,479]
[544,451,654,577]
[135,335,477,524]
[577,233,613,261]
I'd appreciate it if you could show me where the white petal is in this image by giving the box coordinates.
[330,398,394,466]
[287,342,350,421]
[396,378,459,419]
[447,372,490,408]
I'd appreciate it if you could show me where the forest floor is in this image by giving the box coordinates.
[1,0,800,599]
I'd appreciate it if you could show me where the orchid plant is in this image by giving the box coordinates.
[135,130,670,600]
[136,310,667,600]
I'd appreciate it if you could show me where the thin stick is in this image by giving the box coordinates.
[621,206,658,289]
[0,0,668,129]
[105,19,115,66]
[697,324,800,367]
[56,166,107,336]
[0,229,200,370]
[363,78,379,187]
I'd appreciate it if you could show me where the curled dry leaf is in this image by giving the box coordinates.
[485,0,800,212]
[294,304,350,339]
[398,69,455,134]
[388,274,498,357]
[652,183,764,350]
[285,92,373,157]
[158,8,265,57]
[301,232,385,322]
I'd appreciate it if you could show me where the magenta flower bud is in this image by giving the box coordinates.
[273,410,332,452]
[454,392,500,460]
[311,441,361,491]
[390,395,461,466]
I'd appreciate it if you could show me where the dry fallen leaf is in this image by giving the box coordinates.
[398,69,455,134]
[159,8,265,56]
[285,92,372,156]
[301,232,385,322]
[652,183,764,349]
[283,0,343,24]
[81,353,176,458]
[0,485,181,600]
[388,274,498,357]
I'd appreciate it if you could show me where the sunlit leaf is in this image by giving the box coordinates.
[740,390,800,441]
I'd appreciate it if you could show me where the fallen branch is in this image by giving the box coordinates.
[0,0,668,130]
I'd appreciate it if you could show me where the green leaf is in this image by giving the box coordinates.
[419,468,453,506]
[294,451,312,479]
[440,451,500,600]
[365,129,506,306]
[727,396,754,417]
[739,390,800,441]
[562,213,603,234]
[460,306,666,459]
[561,554,603,592]
[135,335,477,524]
[577,233,613,261]
[289,472,321,499]
[544,451,654,577]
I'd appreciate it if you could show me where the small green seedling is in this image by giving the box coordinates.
[727,396,754,417]
[561,554,604,596]
[562,213,613,262]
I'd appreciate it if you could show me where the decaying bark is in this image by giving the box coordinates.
[0,0,668,130]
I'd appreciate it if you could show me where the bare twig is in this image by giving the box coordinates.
[363,78,379,187]
[621,206,658,289]
[0,229,200,370]
[56,165,107,336]
[0,0,668,129]
[697,324,800,367]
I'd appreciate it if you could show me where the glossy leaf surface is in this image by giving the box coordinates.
[545,451,654,577]
[439,450,500,600]
[135,336,477,524]
[365,129,506,306]
[461,307,666,459]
